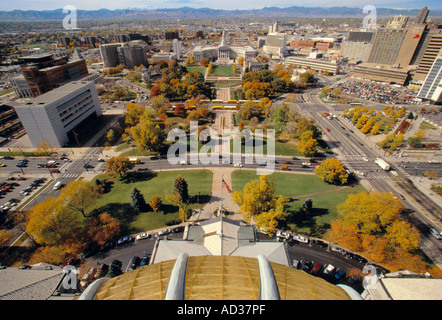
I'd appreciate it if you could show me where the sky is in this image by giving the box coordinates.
[1,0,440,11]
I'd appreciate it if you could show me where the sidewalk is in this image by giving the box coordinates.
[190,167,241,222]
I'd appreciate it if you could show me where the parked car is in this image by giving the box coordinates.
[136,232,150,240]
[140,255,150,268]
[171,226,184,233]
[334,270,347,280]
[292,259,300,269]
[311,239,328,248]
[302,260,313,272]
[283,161,293,164]
[158,229,170,236]
[128,256,140,271]
[117,236,134,245]
[311,262,323,275]
[292,235,309,243]
[322,264,335,276]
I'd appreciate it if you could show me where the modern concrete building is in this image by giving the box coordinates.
[352,63,410,85]
[13,81,102,148]
[263,33,287,58]
[19,53,88,98]
[9,75,32,99]
[418,49,442,103]
[386,15,409,29]
[340,31,375,62]
[367,28,408,65]
[285,55,340,75]
[414,32,442,81]
[100,41,149,69]
[172,39,182,60]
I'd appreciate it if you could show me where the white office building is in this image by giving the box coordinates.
[418,49,442,103]
[172,39,182,59]
[13,81,102,148]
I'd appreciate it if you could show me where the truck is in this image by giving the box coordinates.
[375,158,390,171]
[129,157,140,164]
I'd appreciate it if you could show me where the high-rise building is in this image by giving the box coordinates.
[387,15,409,29]
[12,81,102,148]
[263,33,287,58]
[415,6,430,24]
[99,41,148,69]
[172,39,182,59]
[18,52,89,98]
[414,32,442,81]
[340,31,375,62]
[418,49,442,103]
[269,22,279,34]
[367,28,408,65]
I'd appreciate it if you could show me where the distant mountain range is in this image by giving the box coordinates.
[0,6,441,21]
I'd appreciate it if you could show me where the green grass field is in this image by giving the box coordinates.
[187,66,207,75]
[231,170,366,236]
[87,170,213,233]
[210,65,237,77]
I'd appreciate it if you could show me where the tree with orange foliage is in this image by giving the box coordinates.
[87,212,120,246]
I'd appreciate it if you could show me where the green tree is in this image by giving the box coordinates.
[130,188,147,212]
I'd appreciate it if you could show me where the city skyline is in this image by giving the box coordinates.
[1,0,441,12]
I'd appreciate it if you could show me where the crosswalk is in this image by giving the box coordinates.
[62,173,80,179]
[343,155,373,161]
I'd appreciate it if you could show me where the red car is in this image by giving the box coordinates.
[51,169,60,173]
[326,128,330,132]
[311,262,323,275]
[283,161,293,164]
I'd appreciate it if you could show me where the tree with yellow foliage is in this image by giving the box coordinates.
[232,175,288,234]
[314,158,348,185]
[296,130,318,157]
[105,155,135,178]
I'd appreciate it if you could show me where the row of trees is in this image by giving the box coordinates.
[329,191,441,275]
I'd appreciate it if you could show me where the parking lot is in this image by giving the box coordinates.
[338,80,418,105]
[0,176,49,215]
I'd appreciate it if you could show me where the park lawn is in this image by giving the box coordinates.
[87,169,213,233]
[210,65,237,77]
[228,135,301,157]
[231,170,366,236]
[187,66,207,75]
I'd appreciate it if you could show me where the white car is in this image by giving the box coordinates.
[180,160,187,165]
[390,170,398,176]
[233,163,243,167]
[302,162,311,167]
[362,157,368,162]
[428,159,439,163]
[354,170,365,176]
[292,235,309,243]
[136,232,150,240]
[322,264,335,275]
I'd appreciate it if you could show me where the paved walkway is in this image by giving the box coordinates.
[190,167,241,222]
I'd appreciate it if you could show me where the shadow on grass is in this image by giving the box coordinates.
[89,203,137,235]
[121,171,158,184]
[282,207,330,237]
